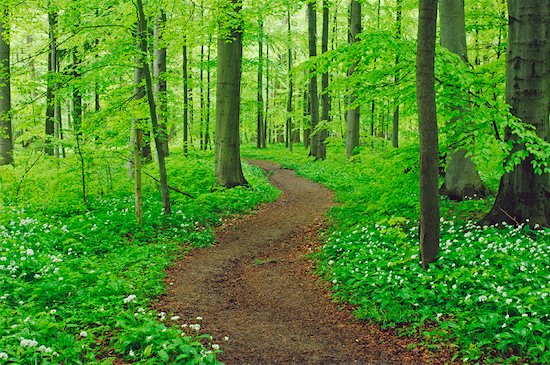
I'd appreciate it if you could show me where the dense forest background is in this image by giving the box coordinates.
[0,0,548,363]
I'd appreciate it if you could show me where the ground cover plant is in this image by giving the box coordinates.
[243,144,550,364]
[0,150,278,364]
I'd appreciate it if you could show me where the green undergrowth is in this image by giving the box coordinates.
[243,144,549,364]
[0,150,279,364]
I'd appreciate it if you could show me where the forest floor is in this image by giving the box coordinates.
[155,161,455,365]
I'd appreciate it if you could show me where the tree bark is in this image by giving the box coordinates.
[257,18,265,149]
[483,0,549,227]
[391,0,402,148]
[307,1,320,159]
[439,0,490,201]
[318,0,329,160]
[416,0,440,268]
[345,0,361,158]
[154,9,169,157]
[286,7,293,152]
[215,0,247,188]
[0,7,12,165]
[45,4,56,156]
[183,41,189,156]
[136,0,171,214]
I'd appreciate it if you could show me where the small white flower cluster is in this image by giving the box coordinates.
[20,338,38,348]
[0,352,8,360]
[123,294,136,304]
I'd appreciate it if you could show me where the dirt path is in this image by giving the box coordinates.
[157,161,451,365]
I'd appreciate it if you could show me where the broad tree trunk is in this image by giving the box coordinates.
[345,0,361,158]
[307,1,320,159]
[416,0,440,268]
[257,18,265,149]
[154,9,169,157]
[215,0,247,188]
[318,0,329,160]
[72,49,87,205]
[136,0,171,214]
[483,0,549,227]
[439,0,490,201]
[45,4,56,156]
[392,0,402,148]
[263,36,269,147]
[0,7,12,165]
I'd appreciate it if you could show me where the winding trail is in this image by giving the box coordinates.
[157,161,450,364]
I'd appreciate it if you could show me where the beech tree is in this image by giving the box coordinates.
[484,0,549,227]
[215,0,248,187]
[416,0,439,268]
[307,0,321,159]
[0,5,12,166]
[439,0,490,201]
[345,0,360,158]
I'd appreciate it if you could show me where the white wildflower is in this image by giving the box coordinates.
[124,295,137,304]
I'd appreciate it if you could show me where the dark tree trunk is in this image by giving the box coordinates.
[263,36,268,148]
[45,5,56,156]
[183,42,189,156]
[0,7,12,165]
[136,0,171,214]
[345,0,361,158]
[257,18,265,149]
[392,0,402,148]
[286,7,293,152]
[483,0,549,227]
[154,9,169,157]
[215,0,247,188]
[205,33,212,150]
[318,0,329,160]
[307,1,320,159]
[416,0,440,268]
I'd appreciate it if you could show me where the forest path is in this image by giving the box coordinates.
[156,160,445,365]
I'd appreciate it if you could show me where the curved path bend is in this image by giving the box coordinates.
[157,160,450,365]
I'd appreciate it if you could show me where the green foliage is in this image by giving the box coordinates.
[0,149,278,363]
[244,144,550,364]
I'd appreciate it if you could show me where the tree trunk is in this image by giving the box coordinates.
[183,41,189,156]
[483,0,549,227]
[416,0,440,268]
[345,0,361,158]
[307,1,320,159]
[215,0,247,188]
[263,35,269,147]
[392,0,402,148]
[439,0,490,201]
[286,7,293,152]
[257,18,265,149]
[318,0,329,160]
[72,49,87,205]
[0,7,12,165]
[45,5,56,156]
[136,0,171,215]
[205,33,212,150]
[154,9,169,157]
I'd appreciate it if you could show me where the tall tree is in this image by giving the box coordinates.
[154,9,169,157]
[439,0,490,200]
[391,0,402,148]
[484,0,549,227]
[257,17,265,149]
[45,2,57,156]
[286,6,293,152]
[345,0,361,158]
[182,39,189,156]
[318,0,329,160]
[416,0,439,268]
[307,0,321,159]
[0,5,12,166]
[136,0,171,214]
[215,0,247,187]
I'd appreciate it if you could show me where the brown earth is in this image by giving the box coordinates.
[156,160,455,365]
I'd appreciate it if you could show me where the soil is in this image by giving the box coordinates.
[156,160,455,365]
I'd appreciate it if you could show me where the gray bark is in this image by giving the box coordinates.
[286,7,293,152]
[318,0,329,160]
[417,0,440,268]
[0,8,12,165]
[45,5,56,156]
[439,0,490,201]
[392,0,402,148]
[484,0,549,227]
[307,1,320,159]
[154,10,169,157]
[215,0,247,188]
[345,0,361,158]
[257,18,265,149]
[183,41,189,156]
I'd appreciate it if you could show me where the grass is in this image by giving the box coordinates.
[243,143,549,364]
[0,150,279,364]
